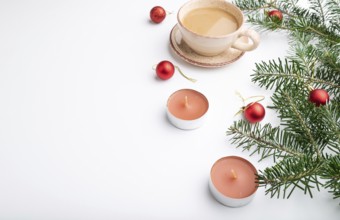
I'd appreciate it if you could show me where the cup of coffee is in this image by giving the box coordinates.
[177,0,260,56]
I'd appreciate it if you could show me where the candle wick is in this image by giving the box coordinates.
[231,169,238,179]
[184,95,189,108]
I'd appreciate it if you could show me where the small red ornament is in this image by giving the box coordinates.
[154,60,196,82]
[244,102,266,123]
[309,89,329,106]
[156,60,175,80]
[150,6,166,23]
[268,10,283,21]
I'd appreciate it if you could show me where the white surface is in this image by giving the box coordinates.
[0,0,338,219]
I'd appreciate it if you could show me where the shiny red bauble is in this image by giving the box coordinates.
[268,10,283,21]
[150,6,166,23]
[244,102,266,123]
[309,89,329,106]
[156,60,175,80]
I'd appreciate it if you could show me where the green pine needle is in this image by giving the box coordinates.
[228,0,340,202]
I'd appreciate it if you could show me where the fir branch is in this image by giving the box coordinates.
[314,43,340,76]
[252,59,305,90]
[233,0,271,11]
[311,0,326,24]
[325,0,340,32]
[234,0,340,44]
[257,156,324,198]
[288,17,339,44]
[252,58,340,93]
[227,120,305,162]
[270,86,339,155]
[321,103,340,154]
[321,155,340,199]
[310,0,326,24]
[271,88,322,158]
[228,0,340,202]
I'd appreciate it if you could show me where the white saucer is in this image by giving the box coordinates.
[169,25,246,68]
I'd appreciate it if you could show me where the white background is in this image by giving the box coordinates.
[0,0,339,219]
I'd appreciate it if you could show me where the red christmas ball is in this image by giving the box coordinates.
[156,60,175,80]
[268,10,283,21]
[150,6,166,23]
[309,89,329,106]
[244,102,266,123]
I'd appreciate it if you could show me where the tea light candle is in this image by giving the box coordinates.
[167,89,209,130]
[209,156,258,207]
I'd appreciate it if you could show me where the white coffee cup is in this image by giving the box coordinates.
[177,0,260,56]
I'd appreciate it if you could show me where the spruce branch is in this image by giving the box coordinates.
[235,0,340,43]
[228,0,340,202]
[252,58,340,92]
[227,120,305,162]
[272,89,321,158]
[271,88,340,154]
[257,155,324,198]
[312,0,326,24]
[323,103,340,152]
[321,155,340,199]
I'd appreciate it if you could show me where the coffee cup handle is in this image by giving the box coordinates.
[232,29,260,51]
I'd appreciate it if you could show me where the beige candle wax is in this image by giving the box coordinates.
[209,156,258,207]
[167,89,209,130]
